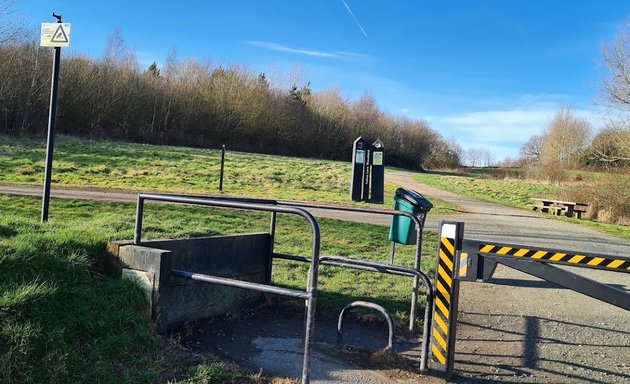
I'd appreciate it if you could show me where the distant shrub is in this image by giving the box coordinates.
[562,177,630,224]
[487,167,527,180]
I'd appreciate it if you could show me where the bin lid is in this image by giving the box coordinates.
[395,188,433,209]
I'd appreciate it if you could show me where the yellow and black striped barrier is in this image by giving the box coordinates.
[429,221,463,376]
[428,222,630,379]
[477,243,630,273]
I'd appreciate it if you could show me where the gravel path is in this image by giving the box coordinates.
[386,171,630,384]
[1,175,629,383]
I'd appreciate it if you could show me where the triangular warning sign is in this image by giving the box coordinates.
[50,25,68,43]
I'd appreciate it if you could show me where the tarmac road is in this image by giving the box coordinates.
[1,173,629,383]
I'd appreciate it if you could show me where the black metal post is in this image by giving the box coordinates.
[267,212,277,285]
[41,18,62,223]
[369,139,384,204]
[350,137,366,201]
[389,242,395,264]
[219,144,225,191]
[133,195,144,245]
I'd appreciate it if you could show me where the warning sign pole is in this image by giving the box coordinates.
[41,12,64,222]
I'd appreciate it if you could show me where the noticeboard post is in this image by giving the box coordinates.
[370,139,384,204]
[40,13,70,222]
[350,137,366,202]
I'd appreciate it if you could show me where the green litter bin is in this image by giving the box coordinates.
[388,188,433,245]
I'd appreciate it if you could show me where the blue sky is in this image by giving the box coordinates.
[16,1,630,161]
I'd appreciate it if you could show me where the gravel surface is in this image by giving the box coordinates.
[387,171,630,384]
[2,173,629,383]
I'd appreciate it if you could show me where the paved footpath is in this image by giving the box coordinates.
[1,174,629,383]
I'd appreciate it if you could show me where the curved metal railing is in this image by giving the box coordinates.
[134,193,320,384]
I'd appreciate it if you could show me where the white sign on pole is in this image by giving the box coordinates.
[40,23,71,47]
[372,151,383,166]
[355,150,364,164]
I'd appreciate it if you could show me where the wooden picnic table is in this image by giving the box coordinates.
[531,198,589,219]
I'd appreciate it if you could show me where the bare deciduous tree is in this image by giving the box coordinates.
[464,148,493,167]
[520,134,543,162]
[539,106,592,167]
[600,19,630,111]
[425,137,462,169]
[0,0,23,45]
[595,18,630,169]
[587,125,630,167]
[482,149,494,167]
[464,148,480,167]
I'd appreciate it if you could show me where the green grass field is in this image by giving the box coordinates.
[0,194,435,383]
[0,136,455,214]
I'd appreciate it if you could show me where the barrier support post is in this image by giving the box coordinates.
[429,221,464,378]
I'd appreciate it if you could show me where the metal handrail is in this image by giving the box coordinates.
[134,193,320,384]
[273,253,433,371]
[273,200,427,337]
[133,193,428,330]
[133,192,433,377]
[337,301,396,361]
[171,269,310,299]
[320,255,433,371]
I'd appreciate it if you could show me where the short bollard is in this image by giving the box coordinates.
[336,301,396,361]
[219,144,226,191]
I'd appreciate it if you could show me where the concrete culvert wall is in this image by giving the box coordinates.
[106,233,272,333]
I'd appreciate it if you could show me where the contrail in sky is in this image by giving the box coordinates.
[513,93,547,110]
[340,0,368,37]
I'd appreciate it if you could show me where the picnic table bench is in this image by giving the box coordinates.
[531,198,589,219]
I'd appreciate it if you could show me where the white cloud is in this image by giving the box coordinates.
[440,109,553,137]
[430,102,604,161]
[243,40,371,61]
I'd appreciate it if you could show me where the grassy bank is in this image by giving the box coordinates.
[0,194,435,383]
[0,136,453,213]
[0,137,350,203]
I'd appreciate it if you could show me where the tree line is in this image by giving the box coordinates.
[0,30,461,170]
